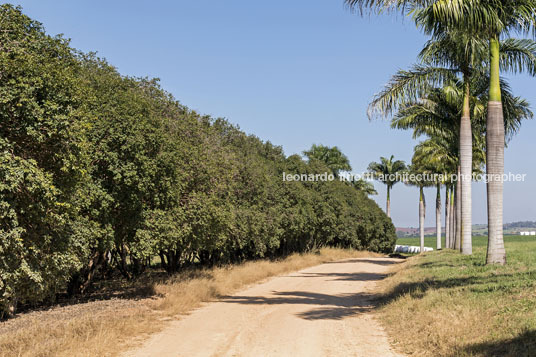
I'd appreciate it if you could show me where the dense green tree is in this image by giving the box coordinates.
[350,179,378,195]
[0,5,100,316]
[0,5,397,316]
[303,144,352,177]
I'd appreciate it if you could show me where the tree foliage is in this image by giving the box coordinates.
[0,5,396,317]
[367,155,407,188]
[303,144,352,176]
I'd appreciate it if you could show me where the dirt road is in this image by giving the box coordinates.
[125,257,403,357]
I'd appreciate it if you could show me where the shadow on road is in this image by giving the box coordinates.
[218,262,398,321]
[293,272,387,282]
[220,290,378,321]
[324,258,402,266]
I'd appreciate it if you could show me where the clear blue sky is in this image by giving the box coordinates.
[13,0,536,227]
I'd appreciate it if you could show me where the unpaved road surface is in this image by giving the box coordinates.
[125,257,403,357]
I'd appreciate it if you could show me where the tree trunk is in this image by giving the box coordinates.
[445,185,450,249]
[450,188,456,249]
[460,77,473,255]
[436,184,442,250]
[455,168,462,251]
[3,298,17,319]
[68,250,107,295]
[419,186,425,254]
[117,244,132,280]
[486,36,507,265]
[159,251,168,271]
[386,185,391,218]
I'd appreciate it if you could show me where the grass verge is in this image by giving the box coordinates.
[0,248,379,357]
[379,235,536,357]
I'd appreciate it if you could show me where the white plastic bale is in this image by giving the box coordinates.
[394,245,434,254]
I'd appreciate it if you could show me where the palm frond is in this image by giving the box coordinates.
[368,65,457,119]
[499,38,536,76]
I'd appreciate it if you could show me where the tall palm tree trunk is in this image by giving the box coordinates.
[460,78,473,255]
[436,184,442,250]
[455,166,462,251]
[386,185,391,218]
[486,36,507,265]
[450,188,456,249]
[445,185,450,249]
[419,186,425,254]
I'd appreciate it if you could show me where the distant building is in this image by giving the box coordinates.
[520,231,536,236]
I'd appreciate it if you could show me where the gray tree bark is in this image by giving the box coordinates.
[460,91,473,255]
[450,188,456,249]
[455,167,462,251]
[486,101,506,264]
[386,185,391,218]
[445,186,450,249]
[419,186,425,254]
[436,184,442,250]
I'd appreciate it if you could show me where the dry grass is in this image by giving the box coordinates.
[0,248,379,357]
[377,236,536,357]
[377,257,496,356]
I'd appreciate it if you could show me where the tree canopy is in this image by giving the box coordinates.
[0,5,396,317]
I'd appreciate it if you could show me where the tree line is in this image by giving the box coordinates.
[0,5,396,318]
[350,0,536,262]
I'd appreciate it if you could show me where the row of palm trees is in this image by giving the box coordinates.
[354,0,536,264]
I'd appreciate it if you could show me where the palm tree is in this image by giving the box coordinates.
[449,187,455,248]
[388,80,529,250]
[485,13,536,265]
[418,31,488,255]
[413,137,457,250]
[415,0,536,264]
[303,144,352,177]
[367,155,406,217]
[369,35,535,255]
[369,66,532,254]
[445,183,451,248]
[345,0,536,263]
[303,145,380,196]
[405,161,434,254]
